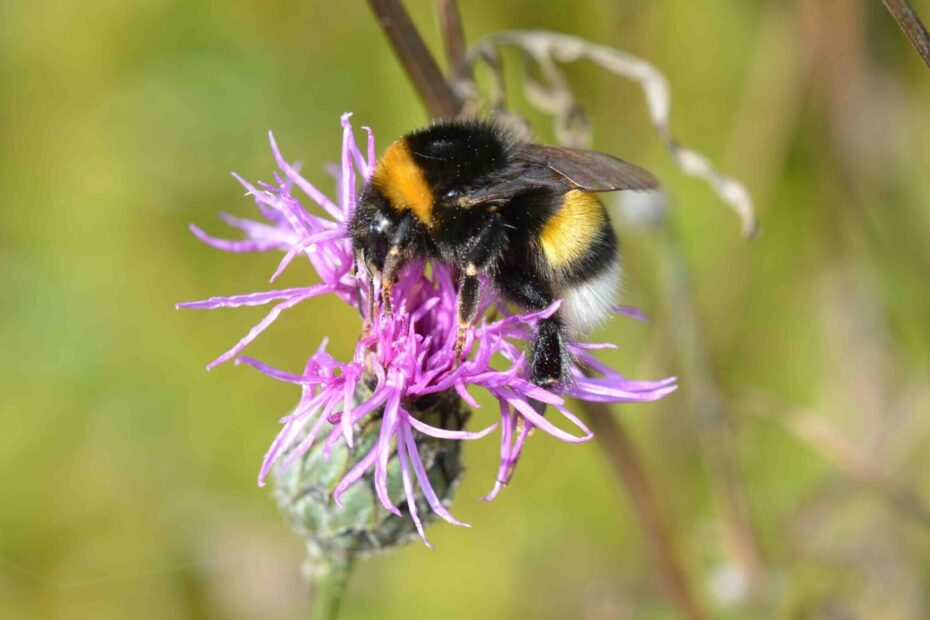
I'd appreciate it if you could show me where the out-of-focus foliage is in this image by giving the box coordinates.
[2,1,929,618]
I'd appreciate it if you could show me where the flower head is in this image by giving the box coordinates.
[178,114,677,545]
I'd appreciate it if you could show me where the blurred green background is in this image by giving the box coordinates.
[2,0,930,618]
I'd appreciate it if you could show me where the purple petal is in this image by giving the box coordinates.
[507,393,592,444]
[568,380,679,403]
[333,446,378,506]
[363,126,376,176]
[507,414,533,481]
[277,398,338,472]
[341,380,356,447]
[482,399,514,502]
[407,413,497,440]
[177,286,312,310]
[268,131,343,220]
[269,228,346,283]
[218,213,290,239]
[258,393,328,485]
[205,287,330,370]
[613,305,649,321]
[454,382,481,409]
[373,388,402,516]
[572,342,619,351]
[235,356,320,384]
[189,224,284,253]
[342,114,369,181]
[396,431,432,547]
[340,113,358,219]
[401,424,469,527]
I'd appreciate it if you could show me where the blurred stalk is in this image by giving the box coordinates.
[881,0,930,68]
[740,389,930,533]
[309,553,353,620]
[784,411,930,529]
[722,3,809,211]
[657,225,763,596]
[581,403,707,620]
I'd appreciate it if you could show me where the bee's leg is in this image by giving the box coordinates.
[381,249,401,316]
[380,214,415,316]
[366,271,376,322]
[494,269,569,387]
[451,217,507,365]
[530,315,570,388]
[453,266,481,366]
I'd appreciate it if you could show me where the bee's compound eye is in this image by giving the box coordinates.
[443,188,462,200]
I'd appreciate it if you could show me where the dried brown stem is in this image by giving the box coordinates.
[365,0,463,119]
[436,0,470,81]
[581,403,706,620]
[881,0,930,69]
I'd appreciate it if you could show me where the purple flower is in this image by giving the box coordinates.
[178,113,677,543]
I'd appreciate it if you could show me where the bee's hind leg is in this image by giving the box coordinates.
[494,268,569,388]
[530,315,570,388]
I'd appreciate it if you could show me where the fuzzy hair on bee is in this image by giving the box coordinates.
[350,118,658,388]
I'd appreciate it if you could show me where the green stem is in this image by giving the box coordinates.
[309,552,354,620]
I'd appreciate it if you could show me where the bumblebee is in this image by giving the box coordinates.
[350,119,658,387]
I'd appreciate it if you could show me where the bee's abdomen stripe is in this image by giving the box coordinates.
[539,191,605,268]
[553,218,617,283]
[539,191,617,282]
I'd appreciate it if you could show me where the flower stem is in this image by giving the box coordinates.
[580,402,706,620]
[309,552,354,620]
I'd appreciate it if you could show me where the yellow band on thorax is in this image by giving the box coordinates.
[371,139,434,227]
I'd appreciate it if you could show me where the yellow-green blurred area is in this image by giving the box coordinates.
[2,0,930,618]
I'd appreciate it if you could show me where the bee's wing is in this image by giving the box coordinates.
[462,144,659,205]
[513,144,659,192]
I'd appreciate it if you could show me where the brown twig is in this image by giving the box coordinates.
[581,403,706,620]
[881,0,930,68]
[435,0,470,82]
[364,0,463,119]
